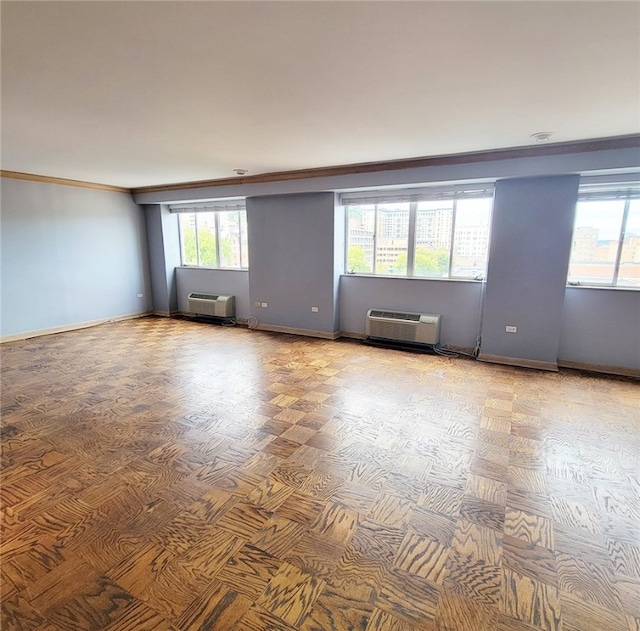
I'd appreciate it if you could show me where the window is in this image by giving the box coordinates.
[568,181,640,288]
[172,201,248,269]
[343,184,493,279]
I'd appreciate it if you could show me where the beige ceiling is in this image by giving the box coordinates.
[2,1,639,188]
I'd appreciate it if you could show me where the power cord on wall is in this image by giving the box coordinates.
[472,256,490,360]
[363,338,476,359]
[472,334,482,358]
[432,345,460,358]
[432,344,477,359]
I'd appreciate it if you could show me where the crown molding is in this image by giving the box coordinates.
[131,134,640,195]
[0,170,130,193]
[3,135,639,196]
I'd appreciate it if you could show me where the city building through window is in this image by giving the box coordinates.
[568,181,640,288]
[342,184,494,279]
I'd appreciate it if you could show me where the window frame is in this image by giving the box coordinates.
[567,179,640,290]
[342,184,493,281]
[171,201,248,270]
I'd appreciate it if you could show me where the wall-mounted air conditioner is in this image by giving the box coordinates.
[187,293,235,318]
[366,309,441,345]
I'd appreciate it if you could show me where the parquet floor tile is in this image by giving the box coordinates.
[374,566,439,625]
[436,586,498,631]
[501,567,562,631]
[298,584,373,631]
[398,535,449,585]
[1,316,639,630]
[175,581,252,631]
[255,562,325,626]
[502,535,558,587]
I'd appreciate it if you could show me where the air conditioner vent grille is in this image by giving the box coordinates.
[369,310,421,322]
[190,292,219,301]
[369,320,419,342]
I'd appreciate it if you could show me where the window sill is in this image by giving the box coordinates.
[177,266,249,272]
[565,284,639,292]
[341,273,483,283]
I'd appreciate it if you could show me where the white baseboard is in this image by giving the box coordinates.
[478,353,558,372]
[1,312,150,343]
[557,359,640,379]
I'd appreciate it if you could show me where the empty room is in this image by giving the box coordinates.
[1,2,639,631]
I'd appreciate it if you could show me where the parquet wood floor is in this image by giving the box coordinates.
[1,316,639,631]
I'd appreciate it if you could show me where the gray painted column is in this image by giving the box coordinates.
[479,175,579,369]
[246,192,340,336]
[144,204,180,315]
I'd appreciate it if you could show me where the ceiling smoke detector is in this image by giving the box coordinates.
[530,131,553,143]
[233,168,249,176]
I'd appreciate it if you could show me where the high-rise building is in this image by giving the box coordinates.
[454,224,489,258]
[571,226,598,261]
[416,207,452,249]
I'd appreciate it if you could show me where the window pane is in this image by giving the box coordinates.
[347,206,375,273]
[240,211,249,268]
[568,200,625,285]
[376,204,409,275]
[179,214,198,265]
[618,200,640,288]
[451,198,491,278]
[414,201,452,277]
[218,211,242,268]
[196,213,217,267]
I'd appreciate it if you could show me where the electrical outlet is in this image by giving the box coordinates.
[311,306,319,312]
[261,302,268,308]
[505,325,517,333]
[254,301,261,308]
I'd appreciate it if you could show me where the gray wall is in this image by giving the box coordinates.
[141,170,638,374]
[479,176,579,367]
[175,267,250,318]
[246,192,339,334]
[340,276,483,348]
[7,147,636,375]
[1,177,150,339]
[144,204,181,314]
[559,287,640,371]
[133,142,639,375]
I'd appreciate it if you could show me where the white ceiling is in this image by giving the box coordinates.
[2,1,639,189]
